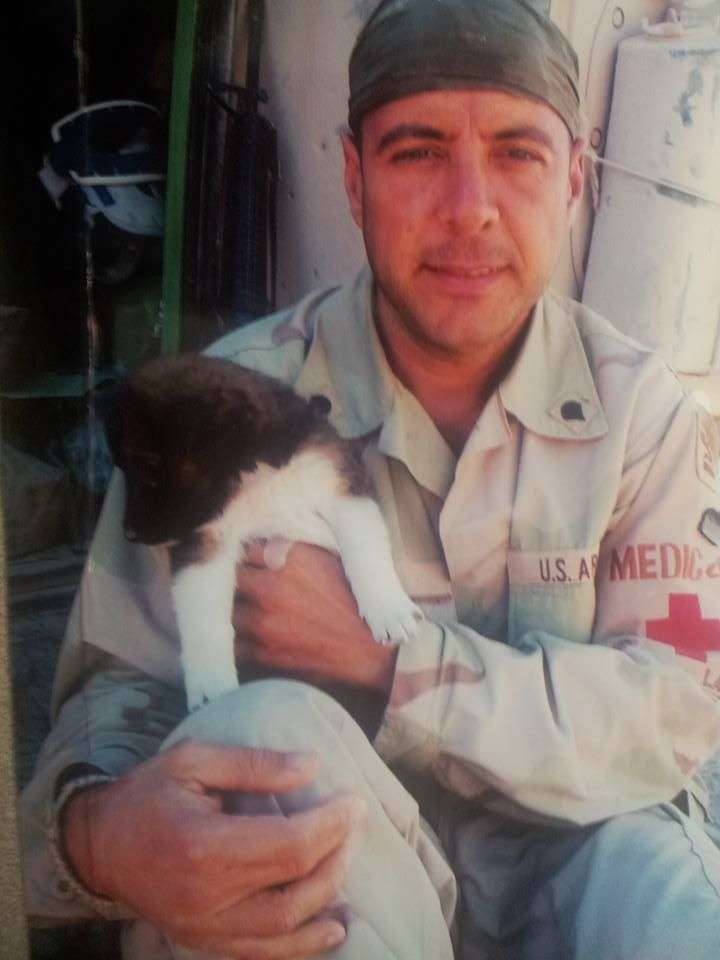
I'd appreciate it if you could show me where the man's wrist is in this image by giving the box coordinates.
[362,641,399,695]
[352,641,398,700]
[59,781,114,897]
[49,772,131,919]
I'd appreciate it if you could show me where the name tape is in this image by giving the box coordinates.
[508,549,598,586]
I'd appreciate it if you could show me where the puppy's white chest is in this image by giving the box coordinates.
[220,454,342,548]
[173,449,423,710]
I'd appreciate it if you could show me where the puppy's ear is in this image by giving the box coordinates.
[202,390,265,473]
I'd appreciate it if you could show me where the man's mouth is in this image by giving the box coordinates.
[422,262,508,290]
[427,264,505,276]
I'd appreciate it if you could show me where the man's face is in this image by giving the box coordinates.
[343,87,585,359]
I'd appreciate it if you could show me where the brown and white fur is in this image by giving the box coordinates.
[106,353,422,710]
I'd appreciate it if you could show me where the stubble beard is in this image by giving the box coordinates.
[372,264,530,364]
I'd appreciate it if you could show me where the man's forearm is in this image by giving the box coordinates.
[374,617,720,825]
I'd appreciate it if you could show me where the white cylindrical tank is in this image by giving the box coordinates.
[582,28,720,373]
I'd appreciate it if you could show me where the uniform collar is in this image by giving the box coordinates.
[294,266,393,437]
[294,267,456,496]
[499,293,608,441]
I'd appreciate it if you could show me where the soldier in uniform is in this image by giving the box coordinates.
[21,1,720,957]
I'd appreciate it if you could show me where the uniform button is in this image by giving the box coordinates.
[549,394,597,434]
[561,400,585,422]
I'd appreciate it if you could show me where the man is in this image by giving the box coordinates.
[20,0,720,957]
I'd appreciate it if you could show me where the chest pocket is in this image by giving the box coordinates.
[359,450,459,628]
[507,547,600,646]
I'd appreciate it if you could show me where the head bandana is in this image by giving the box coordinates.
[348,0,582,139]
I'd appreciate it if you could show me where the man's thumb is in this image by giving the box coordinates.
[161,739,319,792]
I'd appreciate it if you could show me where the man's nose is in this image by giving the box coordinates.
[443,156,500,233]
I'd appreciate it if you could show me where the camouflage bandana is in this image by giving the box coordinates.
[348,0,582,139]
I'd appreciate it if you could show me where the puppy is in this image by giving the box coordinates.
[106,353,422,710]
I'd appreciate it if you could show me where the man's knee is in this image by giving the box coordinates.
[163,679,360,753]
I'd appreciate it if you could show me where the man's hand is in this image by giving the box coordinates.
[233,542,399,695]
[62,740,365,958]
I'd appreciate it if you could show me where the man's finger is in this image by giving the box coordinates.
[238,842,352,936]
[192,840,353,939]
[244,540,270,568]
[235,563,272,598]
[222,918,347,960]
[264,538,294,570]
[162,739,319,793]
[243,538,294,570]
[201,794,366,891]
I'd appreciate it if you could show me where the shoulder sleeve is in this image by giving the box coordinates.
[204,284,341,384]
[594,387,720,701]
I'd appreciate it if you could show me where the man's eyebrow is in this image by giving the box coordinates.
[494,125,557,151]
[375,124,447,153]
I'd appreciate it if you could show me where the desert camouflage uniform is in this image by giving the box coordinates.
[21,267,720,958]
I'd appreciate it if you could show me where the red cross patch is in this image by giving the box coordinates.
[645,594,720,662]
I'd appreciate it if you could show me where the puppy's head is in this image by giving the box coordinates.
[106,354,330,545]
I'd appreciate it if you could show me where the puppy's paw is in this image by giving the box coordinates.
[360,587,424,646]
[185,668,240,712]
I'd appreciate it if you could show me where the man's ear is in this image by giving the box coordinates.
[341,130,364,230]
[567,137,586,225]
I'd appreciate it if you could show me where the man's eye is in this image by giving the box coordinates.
[506,147,541,163]
[391,147,440,163]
